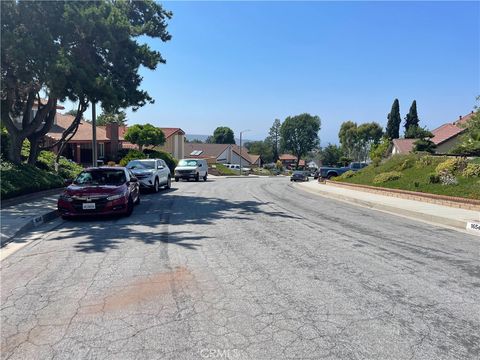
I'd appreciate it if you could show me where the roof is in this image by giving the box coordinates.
[249,154,261,164]
[160,127,185,138]
[232,144,256,164]
[184,143,230,158]
[392,138,416,154]
[431,112,473,145]
[47,113,111,142]
[279,154,297,160]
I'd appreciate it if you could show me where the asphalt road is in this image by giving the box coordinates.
[1,177,479,360]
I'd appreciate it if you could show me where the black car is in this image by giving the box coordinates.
[290,171,309,182]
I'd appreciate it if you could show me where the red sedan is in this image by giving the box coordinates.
[58,167,140,219]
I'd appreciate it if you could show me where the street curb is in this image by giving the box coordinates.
[0,209,59,248]
[294,182,471,233]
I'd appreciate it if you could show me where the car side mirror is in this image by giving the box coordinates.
[158,165,164,169]
[64,179,73,186]
[198,164,202,167]
[130,177,138,183]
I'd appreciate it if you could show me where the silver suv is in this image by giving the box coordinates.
[126,159,171,192]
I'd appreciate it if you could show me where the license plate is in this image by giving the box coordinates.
[82,202,96,210]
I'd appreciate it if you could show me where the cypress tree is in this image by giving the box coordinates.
[404,100,420,137]
[386,99,401,139]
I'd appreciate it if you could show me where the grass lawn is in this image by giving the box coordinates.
[334,154,480,200]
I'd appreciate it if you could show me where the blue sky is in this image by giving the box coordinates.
[77,1,480,145]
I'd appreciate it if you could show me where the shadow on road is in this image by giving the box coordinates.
[49,189,299,253]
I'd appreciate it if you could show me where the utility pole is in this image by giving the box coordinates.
[92,101,97,167]
[239,129,251,176]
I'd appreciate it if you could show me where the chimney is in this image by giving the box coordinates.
[459,115,462,120]
[106,123,119,157]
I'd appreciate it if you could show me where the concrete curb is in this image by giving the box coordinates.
[294,182,470,233]
[0,209,59,248]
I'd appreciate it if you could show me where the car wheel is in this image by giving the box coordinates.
[125,196,134,217]
[153,177,160,193]
[175,177,179,182]
[165,176,171,189]
[134,194,140,205]
[195,173,199,182]
[203,173,207,182]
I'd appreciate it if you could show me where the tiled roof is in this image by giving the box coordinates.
[431,112,473,145]
[47,113,110,142]
[160,127,185,138]
[392,139,416,154]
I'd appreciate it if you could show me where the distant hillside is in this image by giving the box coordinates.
[186,134,254,145]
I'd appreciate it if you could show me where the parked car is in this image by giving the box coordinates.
[126,158,171,192]
[318,162,368,179]
[57,167,140,219]
[290,170,309,182]
[174,158,208,182]
[225,164,240,171]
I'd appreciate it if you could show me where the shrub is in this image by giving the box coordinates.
[415,155,435,168]
[373,171,402,184]
[338,170,356,179]
[400,158,415,170]
[1,160,63,199]
[428,173,440,184]
[439,171,458,186]
[119,150,146,167]
[463,163,480,178]
[36,151,83,180]
[1,127,10,159]
[435,158,467,176]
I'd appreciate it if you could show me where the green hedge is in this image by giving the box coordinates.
[1,161,64,200]
[36,151,84,180]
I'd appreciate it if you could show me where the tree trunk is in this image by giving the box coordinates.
[27,136,40,165]
[8,134,23,164]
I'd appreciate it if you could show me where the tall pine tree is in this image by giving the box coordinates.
[386,99,401,139]
[404,100,420,137]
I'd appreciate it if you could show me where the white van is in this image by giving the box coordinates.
[174,159,208,182]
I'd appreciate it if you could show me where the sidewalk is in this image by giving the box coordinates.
[295,181,480,235]
[0,190,61,246]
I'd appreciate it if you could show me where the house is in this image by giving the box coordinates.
[154,128,185,160]
[45,114,127,164]
[390,112,474,155]
[279,154,305,169]
[184,143,260,167]
[431,112,473,153]
[44,112,186,164]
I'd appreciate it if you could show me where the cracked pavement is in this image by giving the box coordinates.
[1,177,479,359]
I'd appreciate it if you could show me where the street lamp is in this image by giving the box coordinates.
[239,129,251,176]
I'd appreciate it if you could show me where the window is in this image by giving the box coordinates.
[98,143,105,158]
